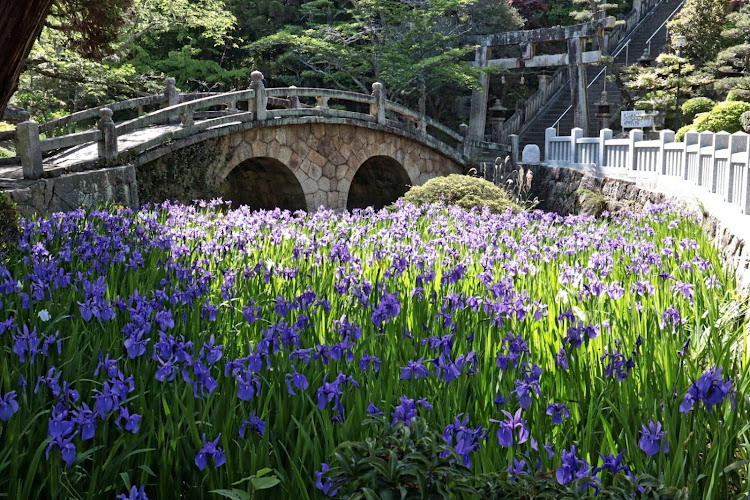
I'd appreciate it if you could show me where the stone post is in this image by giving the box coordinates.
[657,129,675,175]
[598,128,613,167]
[370,82,386,125]
[697,131,714,187]
[544,127,557,163]
[165,77,180,125]
[97,108,118,162]
[568,38,589,134]
[627,128,643,170]
[712,131,730,195]
[458,123,468,157]
[250,71,268,121]
[510,134,520,165]
[683,131,699,180]
[538,74,551,92]
[316,96,329,110]
[596,91,611,131]
[16,111,43,180]
[288,86,300,109]
[571,127,583,164]
[728,132,749,203]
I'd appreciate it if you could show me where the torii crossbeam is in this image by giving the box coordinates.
[465,16,616,148]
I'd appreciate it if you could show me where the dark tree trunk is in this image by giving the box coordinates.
[0,0,55,117]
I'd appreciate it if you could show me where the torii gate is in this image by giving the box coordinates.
[465,16,616,147]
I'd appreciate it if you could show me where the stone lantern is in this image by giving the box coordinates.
[488,99,507,143]
[596,91,611,130]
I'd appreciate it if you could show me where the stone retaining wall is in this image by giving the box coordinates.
[4,165,139,218]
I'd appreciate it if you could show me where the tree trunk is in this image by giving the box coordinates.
[0,0,55,117]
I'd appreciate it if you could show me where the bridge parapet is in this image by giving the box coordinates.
[2,72,498,180]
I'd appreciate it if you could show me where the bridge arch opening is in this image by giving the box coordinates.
[347,156,411,211]
[222,157,307,211]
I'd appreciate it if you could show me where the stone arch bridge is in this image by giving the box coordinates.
[1,72,508,212]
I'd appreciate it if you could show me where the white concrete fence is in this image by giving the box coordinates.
[544,127,750,214]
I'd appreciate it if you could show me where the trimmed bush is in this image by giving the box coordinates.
[681,97,714,122]
[740,111,750,133]
[727,89,750,102]
[400,174,519,213]
[694,101,750,134]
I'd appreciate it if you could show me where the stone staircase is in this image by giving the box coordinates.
[520,0,685,155]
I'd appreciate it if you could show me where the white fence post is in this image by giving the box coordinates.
[571,128,583,164]
[697,131,714,188]
[628,129,643,170]
[683,131,699,180]
[728,132,749,205]
[658,130,674,175]
[545,127,556,163]
[599,128,612,167]
[712,131,730,195]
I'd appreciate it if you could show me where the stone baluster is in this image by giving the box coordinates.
[657,129,675,175]
[683,131,699,180]
[571,128,583,164]
[98,108,118,162]
[288,86,300,109]
[165,77,180,125]
[16,111,43,180]
[370,82,386,125]
[712,131,730,194]
[180,108,194,128]
[544,127,557,163]
[316,96,329,110]
[250,71,268,121]
[509,134,520,165]
[728,132,749,204]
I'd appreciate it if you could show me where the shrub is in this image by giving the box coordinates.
[740,111,750,133]
[681,97,714,122]
[400,174,520,213]
[694,101,750,134]
[726,89,750,102]
[0,191,21,255]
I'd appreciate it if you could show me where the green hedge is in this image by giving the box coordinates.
[400,174,520,214]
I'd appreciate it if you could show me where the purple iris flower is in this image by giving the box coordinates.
[546,403,570,425]
[359,353,381,372]
[117,485,149,500]
[556,445,591,485]
[236,371,262,401]
[72,403,97,440]
[195,433,226,470]
[371,291,400,325]
[155,357,178,382]
[239,412,266,438]
[400,358,431,380]
[0,390,19,421]
[94,352,122,378]
[601,349,635,382]
[201,334,223,366]
[662,306,682,326]
[593,450,635,479]
[491,408,529,447]
[315,463,340,497]
[242,301,261,324]
[391,395,431,426]
[285,366,309,395]
[680,366,735,414]
[441,413,485,467]
[556,346,569,370]
[508,458,528,479]
[115,407,141,433]
[12,324,41,363]
[367,402,384,415]
[639,420,669,456]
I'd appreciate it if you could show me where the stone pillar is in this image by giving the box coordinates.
[458,123,468,157]
[97,108,118,162]
[544,127,557,163]
[598,128,613,167]
[571,127,583,164]
[370,82,386,125]
[250,71,268,121]
[657,129,675,175]
[510,134,520,165]
[538,74,551,92]
[165,77,180,125]
[316,96,329,110]
[568,38,589,135]
[288,86,300,109]
[712,131,730,195]
[728,132,749,203]
[627,128,643,170]
[16,111,43,180]
[468,44,491,149]
[683,131,699,180]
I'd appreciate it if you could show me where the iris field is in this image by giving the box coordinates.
[0,200,748,498]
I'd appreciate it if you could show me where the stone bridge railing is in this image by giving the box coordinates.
[1,71,489,180]
[545,127,750,215]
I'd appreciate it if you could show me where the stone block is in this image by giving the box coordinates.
[322,163,335,178]
[317,176,330,191]
[312,189,327,208]
[307,149,328,170]
[301,177,318,195]
[522,144,541,164]
[336,164,348,180]
[318,136,334,158]
[278,146,293,165]
[308,162,323,181]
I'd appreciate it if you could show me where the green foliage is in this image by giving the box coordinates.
[740,110,750,133]
[400,174,520,213]
[693,100,750,133]
[666,0,729,64]
[680,97,714,121]
[726,89,750,102]
[0,192,21,256]
[210,468,281,499]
